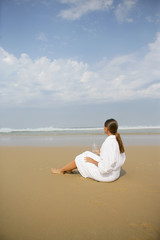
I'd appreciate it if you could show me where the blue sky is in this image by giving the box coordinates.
[0,0,160,127]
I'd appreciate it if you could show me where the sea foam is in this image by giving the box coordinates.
[0,126,160,134]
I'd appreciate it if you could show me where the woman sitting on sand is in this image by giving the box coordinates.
[51,118,126,182]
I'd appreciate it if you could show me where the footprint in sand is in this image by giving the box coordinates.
[129,222,160,240]
[129,223,138,228]
[141,222,160,233]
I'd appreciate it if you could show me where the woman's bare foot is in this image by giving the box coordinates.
[51,168,64,174]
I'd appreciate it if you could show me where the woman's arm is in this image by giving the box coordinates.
[85,157,98,166]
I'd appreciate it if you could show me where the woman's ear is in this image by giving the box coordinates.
[104,126,108,134]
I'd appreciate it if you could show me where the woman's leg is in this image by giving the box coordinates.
[51,159,77,174]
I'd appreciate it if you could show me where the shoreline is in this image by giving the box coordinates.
[0,133,160,146]
[0,145,160,240]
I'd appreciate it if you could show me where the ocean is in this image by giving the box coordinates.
[0,126,160,146]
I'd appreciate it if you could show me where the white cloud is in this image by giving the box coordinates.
[59,0,113,20]
[146,14,160,24]
[114,0,137,23]
[13,0,138,23]
[36,32,48,42]
[0,32,160,107]
[58,0,138,22]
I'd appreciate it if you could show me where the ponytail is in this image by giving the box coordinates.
[115,132,125,153]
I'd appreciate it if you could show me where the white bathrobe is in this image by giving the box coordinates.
[75,135,126,182]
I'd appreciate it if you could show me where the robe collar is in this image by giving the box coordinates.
[107,135,116,139]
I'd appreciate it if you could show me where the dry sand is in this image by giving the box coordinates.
[0,146,160,240]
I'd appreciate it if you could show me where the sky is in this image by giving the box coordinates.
[0,0,160,128]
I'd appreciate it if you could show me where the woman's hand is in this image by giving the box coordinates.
[85,157,94,163]
[85,157,98,166]
[93,149,100,155]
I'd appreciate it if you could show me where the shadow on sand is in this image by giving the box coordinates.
[120,168,126,177]
[71,168,127,178]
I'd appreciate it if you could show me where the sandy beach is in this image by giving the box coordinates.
[0,146,160,240]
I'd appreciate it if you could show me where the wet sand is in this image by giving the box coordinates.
[0,146,160,240]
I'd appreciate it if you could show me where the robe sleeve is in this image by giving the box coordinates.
[98,140,117,174]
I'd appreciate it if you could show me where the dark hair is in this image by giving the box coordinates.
[104,119,125,153]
